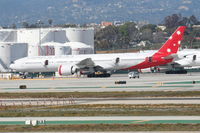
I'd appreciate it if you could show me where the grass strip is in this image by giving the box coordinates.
[0,104,200,117]
[1,91,200,98]
[0,124,200,132]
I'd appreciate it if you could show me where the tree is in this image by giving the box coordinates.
[153,31,166,43]
[11,23,17,29]
[61,24,77,28]
[95,25,118,50]
[48,19,53,27]
[140,28,153,42]
[29,24,38,28]
[118,22,139,48]
[164,14,183,28]
[37,20,44,28]
[140,24,157,42]
[189,15,199,25]
[22,22,29,28]
[140,24,157,32]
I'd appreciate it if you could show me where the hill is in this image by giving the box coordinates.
[0,0,199,26]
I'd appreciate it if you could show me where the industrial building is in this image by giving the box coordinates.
[0,27,94,72]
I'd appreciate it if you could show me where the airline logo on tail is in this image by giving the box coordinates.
[127,26,186,70]
[153,26,186,57]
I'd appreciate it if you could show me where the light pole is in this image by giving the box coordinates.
[37,20,42,45]
[37,20,42,55]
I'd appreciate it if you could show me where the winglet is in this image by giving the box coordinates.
[153,26,186,57]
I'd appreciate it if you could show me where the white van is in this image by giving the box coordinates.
[128,71,139,79]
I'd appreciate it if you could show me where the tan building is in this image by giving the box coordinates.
[101,21,113,27]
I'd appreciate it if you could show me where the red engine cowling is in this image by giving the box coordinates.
[58,65,78,76]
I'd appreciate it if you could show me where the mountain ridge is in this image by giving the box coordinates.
[0,0,199,26]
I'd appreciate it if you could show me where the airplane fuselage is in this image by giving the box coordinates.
[10,52,154,73]
[10,26,186,75]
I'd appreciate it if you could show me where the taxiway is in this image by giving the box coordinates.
[0,73,199,92]
[0,116,200,125]
[1,97,200,105]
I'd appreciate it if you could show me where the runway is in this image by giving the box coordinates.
[0,116,200,125]
[1,97,200,105]
[0,73,200,92]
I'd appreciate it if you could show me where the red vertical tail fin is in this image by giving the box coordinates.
[153,26,186,57]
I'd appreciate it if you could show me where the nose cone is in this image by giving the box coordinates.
[9,63,17,71]
[10,64,14,69]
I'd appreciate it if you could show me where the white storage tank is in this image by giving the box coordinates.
[0,29,17,42]
[54,46,71,56]
[65,42,93,55]
[0,42,28,72]
[0,42,11,71]
[47,29,67,43]
[11,43,28,62]
[41,42,71,56]
[18,29,42,56]
[18,28,67,44]
[65,28,94,53]
[18,29,40,44]
[28,45,40,57]
[17,28,68,56]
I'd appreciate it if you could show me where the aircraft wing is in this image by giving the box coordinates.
[75,58,111,70]
[76,58,95,68]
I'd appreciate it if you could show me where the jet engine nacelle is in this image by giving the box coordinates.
[58,65,78,76]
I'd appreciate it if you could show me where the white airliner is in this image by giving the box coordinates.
[150,49,200,74]
[10,26,186,77]
[173,49,200,68]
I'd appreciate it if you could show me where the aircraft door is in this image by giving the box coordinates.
[44,60,49,66]
[115,57,120,64]
[193,55,196,61]
[148,57,152,63]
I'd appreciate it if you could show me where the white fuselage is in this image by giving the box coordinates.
[10,52,154,73]
[175,53,200,67]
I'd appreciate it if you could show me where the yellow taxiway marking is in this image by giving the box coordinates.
[101,86,107,88]
[132,120,150,123]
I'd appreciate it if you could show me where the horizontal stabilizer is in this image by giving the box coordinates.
[162,54,178,59]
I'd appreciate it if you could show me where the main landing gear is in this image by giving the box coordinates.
[87,71,111,78]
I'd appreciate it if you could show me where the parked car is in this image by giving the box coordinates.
[128,71,139,79]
